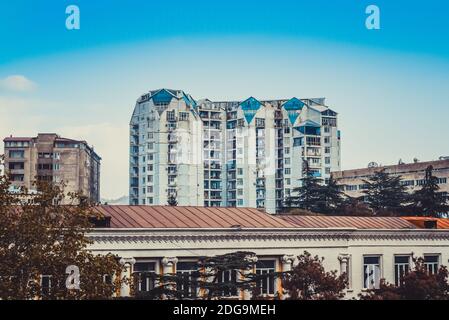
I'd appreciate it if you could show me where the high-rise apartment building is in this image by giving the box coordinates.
[3,133,101,203]
[129,89,341,213]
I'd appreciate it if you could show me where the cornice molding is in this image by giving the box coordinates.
[88,229,449,244]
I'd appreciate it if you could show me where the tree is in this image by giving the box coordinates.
[167,194,178,206]
[361,169,409,215]
[360,257,449,300]
[282,251,347,300]
[284,160,323,212]
[314,177,345,214]
[0,163,124,299]
[132,251,269,300]
[339,197,374,216]
[409,165,449,217]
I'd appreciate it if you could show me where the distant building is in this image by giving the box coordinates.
[333,159,449,200]
[3,133,101,203]
[129,88,341,213]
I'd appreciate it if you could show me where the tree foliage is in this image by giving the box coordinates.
[167,194,178,206]
[408,165,449,217]
[0,157,124,299]
[360,257,449,300]
[282,251,347,300]
[284,162,344,214]
[361,169,409,215]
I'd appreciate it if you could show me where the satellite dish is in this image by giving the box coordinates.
[368,162,379,168]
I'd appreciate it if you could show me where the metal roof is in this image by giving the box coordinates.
[93,206,428,230]
[402,217,449,229]
[277,215,417,230]
[94,206,296,229]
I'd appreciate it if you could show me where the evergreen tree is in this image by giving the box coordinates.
[315,176,345,214]
[409,165,449,217]
[361,169,409,215]
[284,160,323,212]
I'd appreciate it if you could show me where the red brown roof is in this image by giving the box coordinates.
[277,215,417,230]
[94,205,297,229]
[93,206,424,230]
[402,217,449,229]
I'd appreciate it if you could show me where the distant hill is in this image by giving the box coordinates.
[101,195,129,205]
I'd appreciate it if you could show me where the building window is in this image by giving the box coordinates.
[237,199,244,206]
[9,150,24,158]
[324,126,330,133]
[325,157,331,164]
[147,175,153,183]
[147,186,153,193]
[179,112,189,121]
[437,178,447,184]
[284,168,291,175]
[325,167,331,174]
[237,189,243,196]
[148,164,153,171]
[324,137,330,144]
[166,110,176,122]
[237,168,243,175]
[285,178,291,185]
[148,143,154,150]
[176,261,199,298]
[255,118,265,127]
[346,185,358,191]
[285,158,290,165]
[325,147,330,154]
[217,270,238,297]
[394,256,410,286]
[284,147,290,155]
[363,256,381,289]
[133,261,156,293]
[424,255,440,275]
[256,260,276,296]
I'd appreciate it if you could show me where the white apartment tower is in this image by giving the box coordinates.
[129,89,341,213]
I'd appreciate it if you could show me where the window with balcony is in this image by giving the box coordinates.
[166,110,176,121]
[133,261,156,293]
[256,260,276,296]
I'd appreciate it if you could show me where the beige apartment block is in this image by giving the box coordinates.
[332,159,449,200]
[3,133,101,203]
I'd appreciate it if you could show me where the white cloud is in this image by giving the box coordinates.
[0,75,37,92]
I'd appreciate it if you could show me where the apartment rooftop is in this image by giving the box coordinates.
[333,159,449,180]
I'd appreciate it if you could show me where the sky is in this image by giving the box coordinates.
[0,0,449,199]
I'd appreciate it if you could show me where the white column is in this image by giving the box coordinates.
[162,257,178,274]
[281,255,295,299]
[243,255,258,300]
[338,254,351,288]
[119,257,136,297]
[281,255,295,272]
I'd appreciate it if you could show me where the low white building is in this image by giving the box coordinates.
[89,205,449,299]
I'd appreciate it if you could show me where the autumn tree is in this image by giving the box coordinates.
[282,251,347,300]
[408,165,449,217]
[0,161,124,300]
[360,257,449,300]
[361,169,409,215]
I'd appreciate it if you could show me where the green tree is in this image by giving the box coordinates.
[315,177,345,214]
[360,257,449,300]
[284,160,323,212]
[282,251,347,300]
[361,169,409,215]
[0,157,124,299]
[409,165,449,217]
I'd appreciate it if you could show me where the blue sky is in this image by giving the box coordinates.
[1,0,449,198]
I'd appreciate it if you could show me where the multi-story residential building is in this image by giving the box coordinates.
[3,133,101,203]
[129,89,341,213]
[333,158,449,200]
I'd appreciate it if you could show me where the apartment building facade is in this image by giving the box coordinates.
[333,159,449,200]
[129,89,341,213]
[3,133,101,203]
